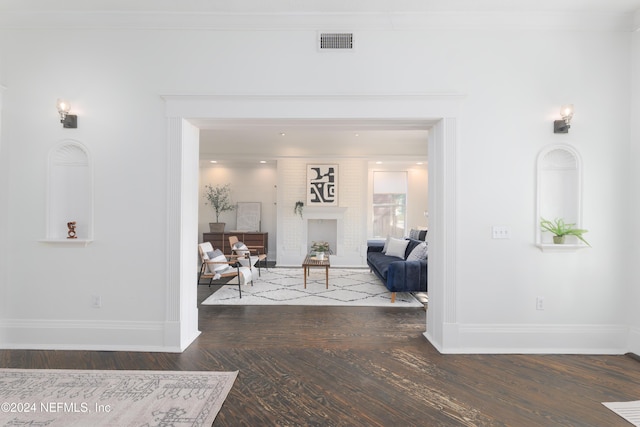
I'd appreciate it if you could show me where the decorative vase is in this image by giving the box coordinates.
[553,235,566,244]
[209,222,225,232]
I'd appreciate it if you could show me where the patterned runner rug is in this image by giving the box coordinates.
[602,400,640,426]
[0,369,237,426]
[202,268,423,307]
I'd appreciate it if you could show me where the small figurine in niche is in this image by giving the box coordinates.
[67,221,77,239]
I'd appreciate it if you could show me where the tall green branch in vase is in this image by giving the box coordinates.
[204,183,235,222]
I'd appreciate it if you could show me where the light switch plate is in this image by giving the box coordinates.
[492,226,510,239]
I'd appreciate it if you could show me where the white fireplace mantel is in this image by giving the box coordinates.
[303,206,347,219]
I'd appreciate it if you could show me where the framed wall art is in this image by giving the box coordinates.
[307,164,338,206]
[236,202,261,231]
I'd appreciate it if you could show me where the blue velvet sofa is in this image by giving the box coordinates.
[366,238,428,302]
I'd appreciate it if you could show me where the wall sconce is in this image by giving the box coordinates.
[56,98,77,128]
[553,104,573,134]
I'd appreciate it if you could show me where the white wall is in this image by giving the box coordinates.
[0,12,636,352]
[0,29,179,350]
[628,11,640,354]
[276,158,367,267]
[199,163,277,259]
[452,29,631,351]
[0,85,6,331]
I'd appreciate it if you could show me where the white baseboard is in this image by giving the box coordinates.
[627,327,640,355]
[0,319,198,353]
[424,322,629,354]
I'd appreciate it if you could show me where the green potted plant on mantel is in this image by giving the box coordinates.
[204,183,235,232]
[540,217,590,246]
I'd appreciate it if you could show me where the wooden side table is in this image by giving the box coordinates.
[302,255,330,289]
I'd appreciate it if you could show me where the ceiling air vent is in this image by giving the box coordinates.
[319,33,353,50]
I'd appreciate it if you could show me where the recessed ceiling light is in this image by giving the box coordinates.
[354,133,359,137]
[416,162,424,165]
[210,160,217,164]
[376,161,383,164]
[280,132,286,136]
[260,160,267,164]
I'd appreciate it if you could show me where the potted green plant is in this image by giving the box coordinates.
[540,217,590,246]
[294,201,304,218]
[310,241,332,260]
[204,183,235,232]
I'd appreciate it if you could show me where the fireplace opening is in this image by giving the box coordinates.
[307,219,337,255]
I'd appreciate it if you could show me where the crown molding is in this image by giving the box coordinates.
[0,11,635,32]
[160,92,466,122]
[160,92,466,101]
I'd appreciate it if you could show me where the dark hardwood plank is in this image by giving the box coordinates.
[1,284,639,426]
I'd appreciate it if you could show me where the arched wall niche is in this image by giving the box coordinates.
[535,143,584,251]
[42,139,93,244]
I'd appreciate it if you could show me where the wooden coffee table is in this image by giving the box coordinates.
[302,254,330,289]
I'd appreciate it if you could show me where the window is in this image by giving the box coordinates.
[372,171,407,238]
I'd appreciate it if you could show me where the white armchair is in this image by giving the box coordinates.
[198,242,253,297]
[228,235,267,277]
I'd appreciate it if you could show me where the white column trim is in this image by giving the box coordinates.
[165,117,201,351]
[424,117,459,351]
[443,117,459,327]
[166,117,182,325]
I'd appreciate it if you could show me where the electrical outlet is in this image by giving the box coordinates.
[536,296,544,311]
[92,295,102,308]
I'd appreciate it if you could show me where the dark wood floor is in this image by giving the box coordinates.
[2,284,640,426]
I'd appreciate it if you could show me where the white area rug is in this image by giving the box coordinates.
[603,401,640,426]
[202,267,423,307]
[0,368,237,427]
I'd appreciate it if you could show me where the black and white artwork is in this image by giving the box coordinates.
[307,164,338,206]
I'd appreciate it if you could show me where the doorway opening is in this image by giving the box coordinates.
[164,94,461,353]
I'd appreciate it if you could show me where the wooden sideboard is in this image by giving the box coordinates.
[203,232,268,256]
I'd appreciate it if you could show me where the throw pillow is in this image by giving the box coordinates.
[382,235,391,253]
[206,250,216,260]
[208,249,230,273]
[409,229,420,240]
[233,241,250,256]
[407,242,428,261]
[385,237,409,259]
